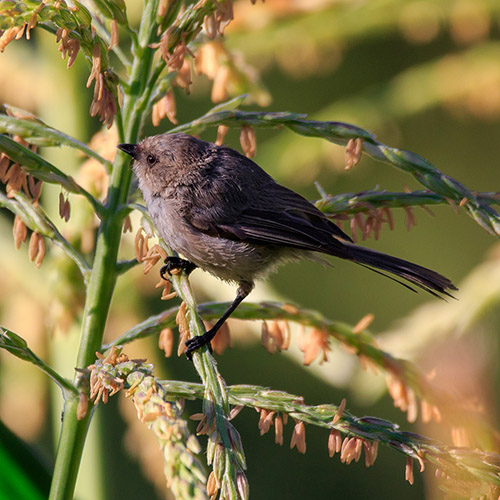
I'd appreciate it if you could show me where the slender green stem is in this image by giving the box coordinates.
[116,258,139,275]
[156,240,247,495]
[0,327,79,396]
[115,108,125,143]
[37,362,80,397]
[127,27,140,54]
[138,59,168,118]
[148,64,174,105]
[0,192,91,282]
[315,189,500,215]
[121,0,159,141]
[123,48,157,139]
[156,380,500,489]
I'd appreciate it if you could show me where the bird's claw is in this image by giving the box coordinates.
[160,256,197,280]
[185,332,214,360]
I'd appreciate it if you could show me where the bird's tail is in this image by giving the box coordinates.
[345,244,457,299]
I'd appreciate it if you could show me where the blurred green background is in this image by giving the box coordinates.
[1,0,500,499]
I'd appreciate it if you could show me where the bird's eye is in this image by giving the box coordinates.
[146,154,157,167]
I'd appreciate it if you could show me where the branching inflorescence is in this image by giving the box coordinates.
[0,1,500,500]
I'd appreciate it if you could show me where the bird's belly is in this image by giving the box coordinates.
[169,226,280,282]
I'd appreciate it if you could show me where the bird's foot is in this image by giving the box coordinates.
[160,257,197,280]
[185,331,215,360]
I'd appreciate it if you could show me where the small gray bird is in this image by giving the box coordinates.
[118,133,456,358]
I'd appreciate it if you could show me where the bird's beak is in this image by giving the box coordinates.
[117,143,137,159]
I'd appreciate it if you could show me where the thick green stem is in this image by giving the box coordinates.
[47,397,93,500]
[48,158,127,500]
[48,2,160,498]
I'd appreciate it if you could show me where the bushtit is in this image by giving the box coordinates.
[118,133,456,358]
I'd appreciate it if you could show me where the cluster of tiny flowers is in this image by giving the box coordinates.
[260,314,331,366]
[86,43,117,129]
[0,1,42,52]
[256,407,288,446]
[194,41,233,104]
[134,227,178,300]
[88,347,207,499]
[297,326,331,365]
[0,126,47,268]
[386,372,442,424]
[191,394,248,500]
[251,305,499,493]
[261,397,455,489]
[128,375,207,499]
[345,138,363,169]
[336,435,379,468]
[89,348,130,405]
[56,27,80,68]
[1,1,118,128]
[152,0,268,129]
[254,396,382,471]
[348,206,399,243]
[261,319,291,354]
[152,90,177,126]
[0,24,27,52]
[150,0,205,118]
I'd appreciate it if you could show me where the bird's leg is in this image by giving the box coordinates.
[160,256,197,280]
[185,281,254,360]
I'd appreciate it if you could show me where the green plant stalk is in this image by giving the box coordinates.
[156,381,500,489]
[315,189,500,214]
[48,210,129,500]
[48,2,160,498]
[161,247,245,498]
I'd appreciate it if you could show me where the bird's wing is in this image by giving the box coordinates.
[186,178,352,255]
